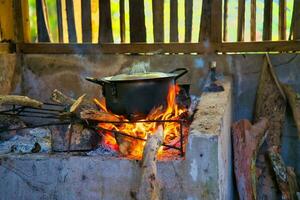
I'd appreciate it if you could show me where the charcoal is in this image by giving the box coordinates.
[87,144,118,157]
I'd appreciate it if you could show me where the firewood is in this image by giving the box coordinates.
[254,54,287,199]
[232,118,269,200]
[268,146,299,200]
[70,94,86,113]
[282,84,300,138]
[0,95,43,108]
[51,89,75,105]
[80,109,120,122]
[137,125,164,200]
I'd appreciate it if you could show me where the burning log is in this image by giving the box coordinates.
[232,118,269,200]
[80,109,120,122]
[282,84,300,138]
[268,146,299,200]
[137,125,164,200]
[0,95,43,108]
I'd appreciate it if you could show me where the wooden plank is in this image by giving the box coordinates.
[251,0,256,41]
[279,0,286,40]
[81,0,92,42]
[119,0,125,43]
[17,41,300,54]
[99,0,113,43]
[184,0,193,42]
[210,0,222,43]
[0,0,14,41]
[223,0,228,41]
[129,0,146,42]
[36,0,50,42]
[21,0,30,42]
[170,0,178,42]
[199,0,212,42]
[14,0,26,42]
[237,0,245,41]
[263,0,273,40]
[56,0,63,42]
[66,0,77,42]
[152,0,164,42]
[291,0,300,40]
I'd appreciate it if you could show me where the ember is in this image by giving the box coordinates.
[93,84,189,159]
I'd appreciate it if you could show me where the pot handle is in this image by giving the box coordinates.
[169,68,188,81]
[85,77,109,86]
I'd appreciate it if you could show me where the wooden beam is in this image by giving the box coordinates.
[237,0,245,41]
[14,0,26,42]
[99,0,113,43]
[119,0,125,43]
[223,0,228,41]
[184,0,193,42]
[36,0,50,42]
[0,0,14,42]
[56,0,63,42]
[17,41,300,54]
[152,0,164,42]
[250,0,256,41]
[21,0,30,42]
[66,0,77,42]
[263,0,273,40]
[279,0,286,40]
[199,0,212,42]
[81,0,92,42]
[291,0,300,39]
[129,0,146,42]
[211,0,222,43]
[170,0,178,42]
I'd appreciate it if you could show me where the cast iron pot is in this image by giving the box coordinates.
[85,68,188,119]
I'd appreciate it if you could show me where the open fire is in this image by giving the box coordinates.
[93,84,190,159]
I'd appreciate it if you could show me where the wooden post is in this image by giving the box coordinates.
[184,0,193,42]
[66,0,77,43]
[56,0,63,43]
[36,0,50,42]
[81,0,92,42]
[279,0,286,40]
[211,0,222,43]
[170,0,178,42]
[152,0,164,42]
[0,0,15,42]
[237,0,245,41]
[119,0,125,43]
[250,0,256,41]
[99,0,113,43]
[223,0,228,41]
[21,0,30,42]
[263,0,273,40]
[199,0,211,42]
[291,0,300,40]
[129,0,146,42]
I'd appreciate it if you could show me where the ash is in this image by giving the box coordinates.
[87,144,119,157]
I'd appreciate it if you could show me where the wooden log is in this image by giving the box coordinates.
[282,84,300,138]
[36,0,50,42]
[170,0,178,42]
[0,95,43,108]
[232,118,269,200]
[51,89,75,105]
[268,146,299,200]
[279,0,286,40]
[80,109,120,122]
[129,0,146,42]
[66,0,77,42]
[70,94,86,113]
[254,54,287,200]
[184,0,193,42]
[263,0,273,40]
[199,0,212,42]
[137,125,163,200]
[250,0,256,41]
[81,0,92,43]
[0,0,14,42]
[119,0,125,43]
[99,0,113,43]
[237,0,245,41]
[152,0,164,42]
[56,0,63,42]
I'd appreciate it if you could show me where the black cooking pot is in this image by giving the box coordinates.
[85,68,188,119]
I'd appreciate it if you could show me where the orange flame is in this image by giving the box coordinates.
[94,84,188,159]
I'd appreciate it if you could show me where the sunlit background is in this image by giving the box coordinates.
[28,0,295,43]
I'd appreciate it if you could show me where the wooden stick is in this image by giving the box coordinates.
[137,125,164,200]
[282,84,300,138]
[70,94,86,113]
[51,89,75,105]
[232,118,269,200]
[268,146,299,200]
[80,109,120,122]
[0,95,43,108]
